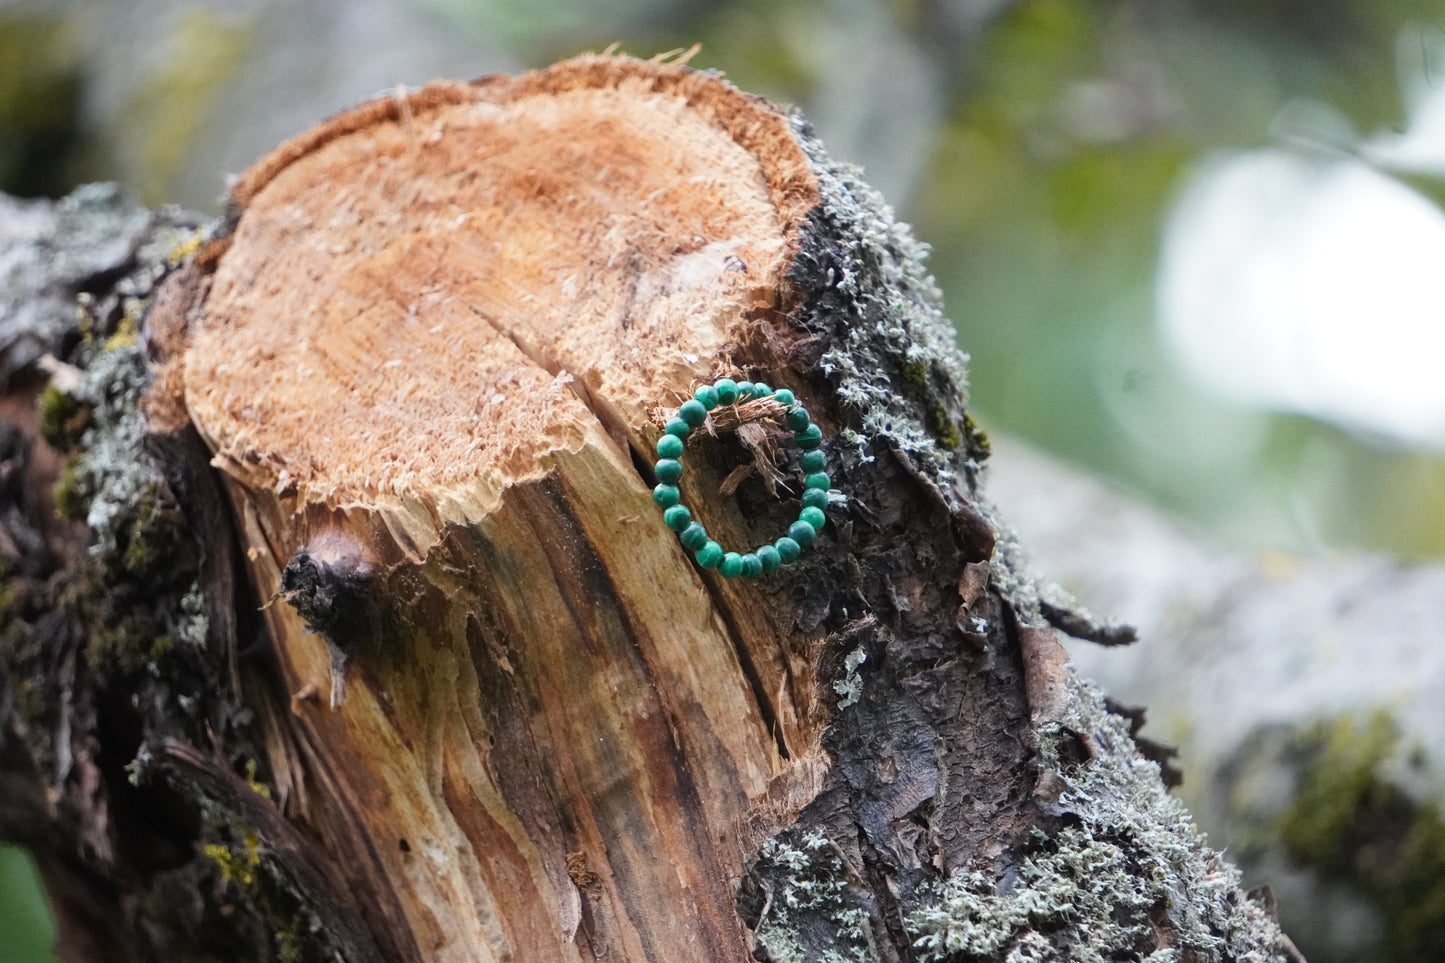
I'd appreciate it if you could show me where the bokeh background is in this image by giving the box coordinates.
[5,0,1445,960]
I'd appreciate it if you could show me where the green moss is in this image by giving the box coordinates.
[963,413,991,457]
[927,403,962,450]
[1279,711,1445,961]
[36,385,86,450]
[274,917,305,963]
[203,831,261,888]
[85,613,161,675]
[195,813,329,963]
[243,758,273,802]
[902,357,930,386]
[103,311,140,351]
[118,488,191,583]
[51,457,88,520]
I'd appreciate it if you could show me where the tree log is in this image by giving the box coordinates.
[1,56,1299,962]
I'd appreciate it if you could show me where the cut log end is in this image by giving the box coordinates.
[179,56,819,514]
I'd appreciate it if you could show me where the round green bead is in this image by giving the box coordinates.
[693,385,719,410]
[655,458,683,483]
[785,406,812,431]
[774,536,801,563]
[715,378,739,405]
[679,522,709,551]
[799,506,826,531]
[736,381,755,398]
[719,552,744,578]
[665,417,692,438]
[679,399,708,426]
[799,449,827,473]
[772,388,795,406]
[757,545,781,573]
[802,487,829,510]
[656,434,685,459]
[795,424,824,449]
[653,484,680,508]
[804,471,830,491]
[740,554,763,578]
[752,382,772,397]
[695,541,723,568]
[663,504,692,530]
[788,520,817,546]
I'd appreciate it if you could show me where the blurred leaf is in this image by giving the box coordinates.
[0,845,56,963]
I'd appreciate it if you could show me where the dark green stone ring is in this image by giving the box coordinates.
[651,378,831,579]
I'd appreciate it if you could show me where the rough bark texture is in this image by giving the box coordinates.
[0,56,1297,963]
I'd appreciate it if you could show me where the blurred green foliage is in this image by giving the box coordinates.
[0,15,87,198]
[1279,713,1445,962]
[0,845,54,963]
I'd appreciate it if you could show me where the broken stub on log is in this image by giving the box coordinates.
[134,53,1293,963]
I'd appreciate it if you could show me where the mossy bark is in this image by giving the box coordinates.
[1,59,1298,963]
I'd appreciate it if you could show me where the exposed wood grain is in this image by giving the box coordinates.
[155,55,832,962]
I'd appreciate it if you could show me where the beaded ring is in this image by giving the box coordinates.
[651,378,831,579]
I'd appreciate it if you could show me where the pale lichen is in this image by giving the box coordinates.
[832,645,867,709]
[751,830,875,963]
[788,115,984,493]
[900,677,1292,962]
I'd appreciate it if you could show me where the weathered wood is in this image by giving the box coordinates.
[0,57,1300,963]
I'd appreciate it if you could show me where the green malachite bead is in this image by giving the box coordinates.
[799,506,826,531]
[653,484,681,508]
[655,458,683,483]
[788,520,817,546]
[679,522,709,551]
[696,541,723,568]
[736,381,755,398]
[679,399,708,426]
[693,385,719,410]
[665,416,691,438]
[719,552,744,578]
[714,378,739,405]
[774,536,801,562]
[740,554,763,578]
[802,487,829,510]
[799,449,827,473]
[757,545,781,572]
[656,434,685,459]
[804,471,830,491]
[795,424,824,449]
[663,504,693,530]
[785,406,812,431]
[752,382,772,397]
[772,388,795,406]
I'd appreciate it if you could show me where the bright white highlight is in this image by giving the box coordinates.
[1157,36,1445,450]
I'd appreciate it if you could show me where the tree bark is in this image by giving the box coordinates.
[1,55,1299,962]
